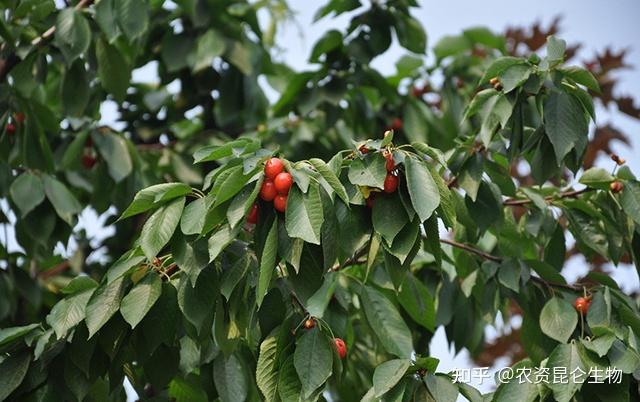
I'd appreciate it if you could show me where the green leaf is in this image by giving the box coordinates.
[256,329,279,401]
[95,0,120,42]
[546,343,586,402]
[226,182,259,229]
[257,219,278,307]
[43,175,82,225]
[116,0,149,40]
[0,352,31,401]
[398,272,435,331]
[278,355,303,402]
[581,328,616,357]
[539,297,578,343]
[208,224,237,262]
[433,35,470,60]
[190,29,225,72]
[192,139,257,163]
[464,88,498,120]
[0,324,40,348]
[348,155,387,189]
[213,165,254,207]
[579,167,614,190]
[310,30,342,63]
[493,359,538,402]
[140,197,185,260]
[544,90,589,164]
[620,181,640,226]
[120,183,192,220]
[424,374,458,402]
[177,268,217,331]
[373,359,411,397]
[480,57,524,84]
[120,273,162,329]
[285,184,324,245]
[180,197,207,235]
[85,275,126,338]
[499,64,531,93]
[294,327,333,398]
[309,158,349,204]
[55,8,91,63]
[47,288,94,338]
[560,66,600,93]
[362,286,413,358]
[213,354,248,402]
[96,39,131,103]
[92,131,133,183]
[10,172,45,217]
[394,14,427,54]
[62,60,89,116]
[546,36,566,67]
[479,91,513,145]
[404,157,440,222]
[372,193,409,245]
[306,273,337,318]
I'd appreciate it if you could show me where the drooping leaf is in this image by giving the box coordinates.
[539,297,578,343]
[140,197,185,260]
[120,273,162,329]
[9,172,45,217]
[120,183,192,220]
[257,219,278,307]
[285,184,324,244]
[85,275,126,338]
[404,157,440,222]
[294,327,333,398]
[213,354,248,402]
[362,286,413,358]
[373,359,411,397]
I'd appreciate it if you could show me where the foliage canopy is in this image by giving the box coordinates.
[1,1,640,401]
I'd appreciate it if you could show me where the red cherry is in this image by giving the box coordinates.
[14,112,25,125]
[274,194,287,212]
[247,204,258,224]
[274,172,293,195]
[264,158,284,180]
[384,152,394,172]
[610,181,624,193]
[383,174,399,193]
[81,154,96,169]
[334,338,347,359]
[574,297,590,315]
[391,118,402,131]
[6,123,16,135]
[260,180,277,202]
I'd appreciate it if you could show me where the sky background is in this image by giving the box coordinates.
[3,0,640,399]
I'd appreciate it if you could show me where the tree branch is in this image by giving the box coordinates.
[439,238,503,262]
[329,245,369,272]
[0,0,94,82]
[439,237,581,290]
[503,187,591,206]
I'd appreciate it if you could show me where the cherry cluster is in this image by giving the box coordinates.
[247,157,294,224]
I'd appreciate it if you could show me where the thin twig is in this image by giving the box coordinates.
[329,245,369,272]
[503,188,591,206]
[439,238,502,262]
[440,237,581,290]
[0,0,95,82]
